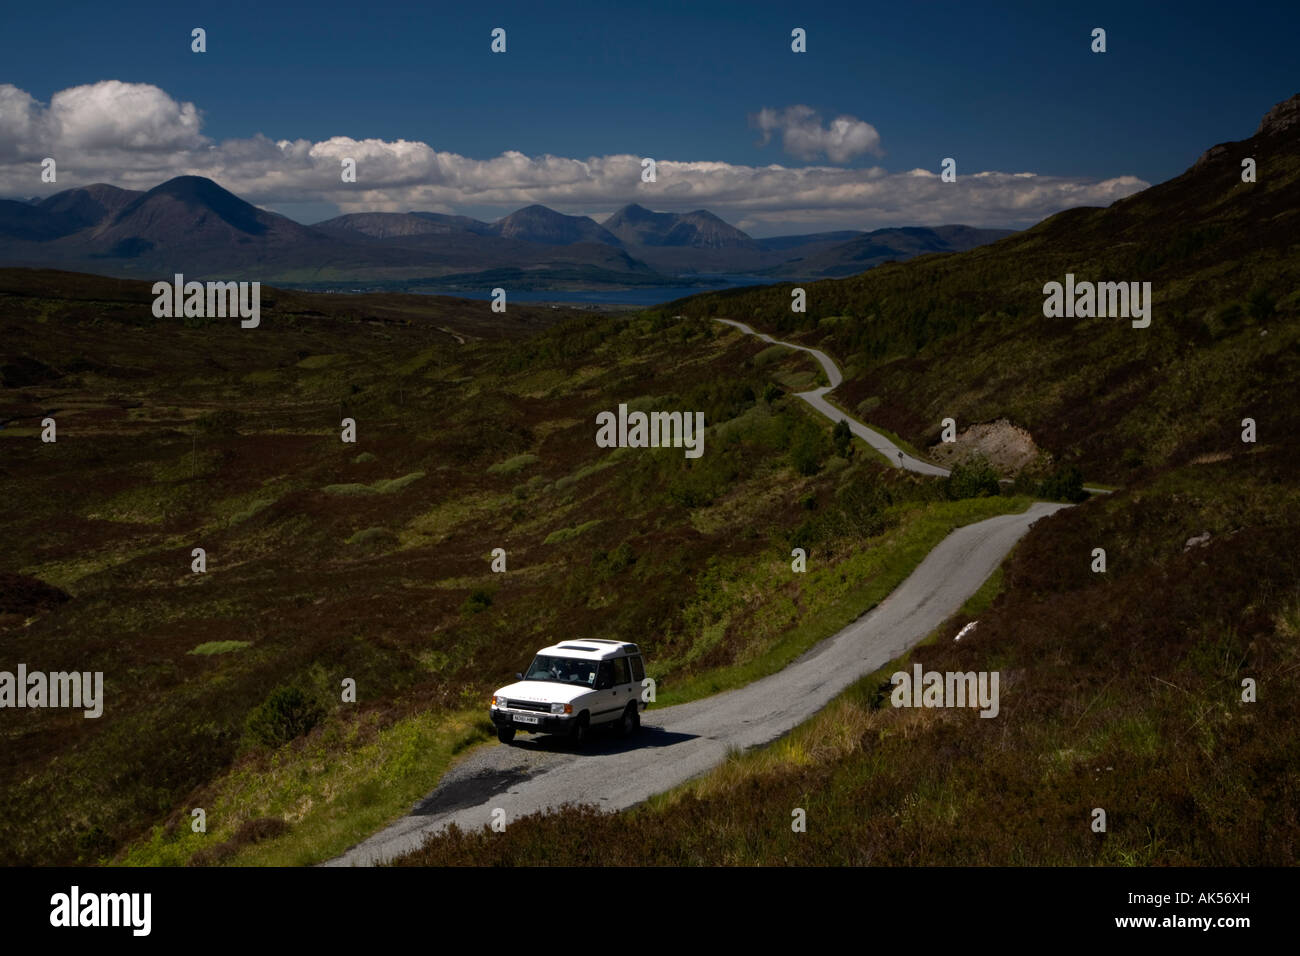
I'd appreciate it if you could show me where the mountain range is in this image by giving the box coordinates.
[0,180,1013,290]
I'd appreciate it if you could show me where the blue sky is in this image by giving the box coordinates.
[1,0,1296,233]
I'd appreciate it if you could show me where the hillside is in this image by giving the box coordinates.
[760,225,1017,278]
[390,95,1300,869]
[1,266,1030,865]
[677,93,1300,484]
[397,437,1300,865]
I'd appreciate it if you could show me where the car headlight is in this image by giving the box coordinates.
[551,702,572,715]
[494,696,507,709]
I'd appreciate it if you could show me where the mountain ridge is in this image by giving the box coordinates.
[0,176,1016,285]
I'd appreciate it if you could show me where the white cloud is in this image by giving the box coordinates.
[0,81,1149,233]
[751,105,884,163]
[49,81,206,151]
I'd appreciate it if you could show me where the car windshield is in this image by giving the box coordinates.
[524,655,597,686]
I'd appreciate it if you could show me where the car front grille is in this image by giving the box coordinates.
[504,699,550,713]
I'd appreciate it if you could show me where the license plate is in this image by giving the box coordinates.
[513,714,540,725]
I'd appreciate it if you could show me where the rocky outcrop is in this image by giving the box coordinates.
[927,418,1043,474]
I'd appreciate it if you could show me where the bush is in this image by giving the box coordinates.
[789,421,828,476]
[832,419,853,458]
[592,541,637,581]
[462,589,494,614]
[245,686,325,749]
[945,456,1000,499]
[1037,464,1088,503]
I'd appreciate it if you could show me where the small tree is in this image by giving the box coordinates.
[832,419,853,458]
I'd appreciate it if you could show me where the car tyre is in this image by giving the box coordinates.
[618,703,640,738]
[570,714,590,749]
[496,726,516,744]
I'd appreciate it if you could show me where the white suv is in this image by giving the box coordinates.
[490,639,648,746]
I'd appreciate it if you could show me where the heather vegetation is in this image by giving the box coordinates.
[0,270,1024,866]
[393,103,1300,867]
[397,442,1300,865]
[675,111,1300,484]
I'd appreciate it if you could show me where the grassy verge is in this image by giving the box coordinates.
[653,496,1032,707]
[120,707,491,866]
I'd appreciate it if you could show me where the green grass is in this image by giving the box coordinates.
[119,708,491,866]
[296,354,344,369]
[957,565,1004,618]
[188,641,253,656]
[553,457,617,491]
[346,527,397,547]
[487,453,540,476]
[543,519,602,544]
[653,496,1032,707]
[322,472,426,496]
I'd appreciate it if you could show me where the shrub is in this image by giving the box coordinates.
[832,419,854,458]
[789,422,828,476]
[945,456,1000,499]
[462,589,494,614]
[592,541,637,581]
[1037,464,1088,503]
[245,686,325,749]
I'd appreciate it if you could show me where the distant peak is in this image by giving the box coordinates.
[154,175,219,188]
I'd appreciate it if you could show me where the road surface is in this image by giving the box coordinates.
[716,318,1111,494]
[715,318,949,475]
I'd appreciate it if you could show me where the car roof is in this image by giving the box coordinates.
[534,640,640,660]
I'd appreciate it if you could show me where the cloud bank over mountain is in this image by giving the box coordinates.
[0,81,1148,234]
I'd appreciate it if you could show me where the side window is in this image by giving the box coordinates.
[612,657,630,685]
[629,655,645,682]
[595,661,614,689]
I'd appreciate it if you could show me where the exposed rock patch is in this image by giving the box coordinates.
[927,418,1045,474]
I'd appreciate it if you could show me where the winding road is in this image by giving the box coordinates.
[325,318,1068,866]
[716,318,948,475]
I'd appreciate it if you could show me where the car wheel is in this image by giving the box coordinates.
[570,714,590,748]
[496,726,516,744]
[619,703,640,737]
